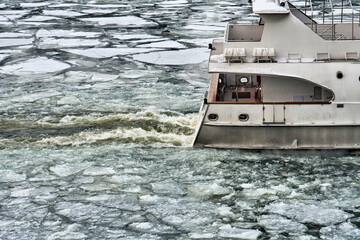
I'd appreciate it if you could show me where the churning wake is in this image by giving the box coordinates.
[1,109,198,147]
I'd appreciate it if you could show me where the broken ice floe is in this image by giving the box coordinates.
[265,201,353,225]
[81,9,118,14]
[22,16,60,22]
[0,32,32,38]
[113,34,159,41]
[43,10,85,18]
[0,38,33,48]
[57,96,81,106]
[83,167,116,176]
[0,170,26,183]
[36,29,101,38]
[50,162,93,177]
[133,48,210,65]
[80,16,158,27]
[20,3,50,8]
[12,91,62,103]
[320,222,360,240]
[0,57,71,75]
[218,225,262,240]
[39,38,101,49]
[179,38,215,47]
[63,48,161,59]
[136,40,186,49]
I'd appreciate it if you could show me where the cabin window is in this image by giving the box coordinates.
[337,71,343,79]
[208,114,218,121]
[314,87,322,100]
[238,114,249,122]
[240,77,248,83]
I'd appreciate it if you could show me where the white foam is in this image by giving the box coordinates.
[133,48,210,65]
[80,16,158,27]
[0,170,26,183]
[63,48,160,59]
[0,57,71,76]
[50,162,93,177]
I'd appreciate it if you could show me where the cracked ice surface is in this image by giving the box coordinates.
[0,1,359,240]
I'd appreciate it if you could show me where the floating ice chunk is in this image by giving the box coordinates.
[266,201,353,225]
[0,38,33,48]
[258,214,308,234]
[83,167,116,176]
[10,188,34,198]
[189,233,216,239]
[80,16,158,27]
[188,182,233,199]
[151,180,186,195]
[39,38,101,48]
[113,34,159,41]
[133,48,210,65]
[50,162,93,177]
[57,96,81,106]
[137,40,186,49]
[219,227,262,239]
[87,4,128,8]
[139,195,160,204]
[20,3,50,8]
[0,32,32,38]
[22,16,60,22]
[81,9,117,14]
[0,54,9,62]
[36,29,101,38]
[48,224,87,240]
[63,47,160,59]
[12,91,62,103]
[0,170,26,183]
[43,10,85,17]
[218,206,236,219]
[130,222,153,230]
[109,175,144,184]
[320,222,360,240]
[0,57,71,75]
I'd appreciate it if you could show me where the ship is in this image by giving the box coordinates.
[193,0,360,149]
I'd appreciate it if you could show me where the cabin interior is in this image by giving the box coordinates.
[210,73,334,103]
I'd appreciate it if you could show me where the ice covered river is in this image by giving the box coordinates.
[0,0,359,239]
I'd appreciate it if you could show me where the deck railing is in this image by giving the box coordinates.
[297,0,359,40]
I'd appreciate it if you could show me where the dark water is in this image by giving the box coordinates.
[0,0,359,239]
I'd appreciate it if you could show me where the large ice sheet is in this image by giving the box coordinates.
[39,38,101,48]
[266,201,353,225]
[63,48,160,59]
[43,10,85,17]
[133,48,210,65]
[137,40,186,49]
[0,38,33,48]
[36,29,101,38]
[0,57,71,75]
[80,16,158,27]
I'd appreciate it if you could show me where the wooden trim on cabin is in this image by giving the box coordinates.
[208,73,219,102]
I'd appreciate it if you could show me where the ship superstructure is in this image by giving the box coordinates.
[193,0,360,149]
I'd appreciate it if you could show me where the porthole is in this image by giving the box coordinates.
[208,114,218,121]
[238,114,249,122]
[337,71,343,79]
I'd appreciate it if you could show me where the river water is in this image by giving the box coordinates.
[0,0,359,239]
